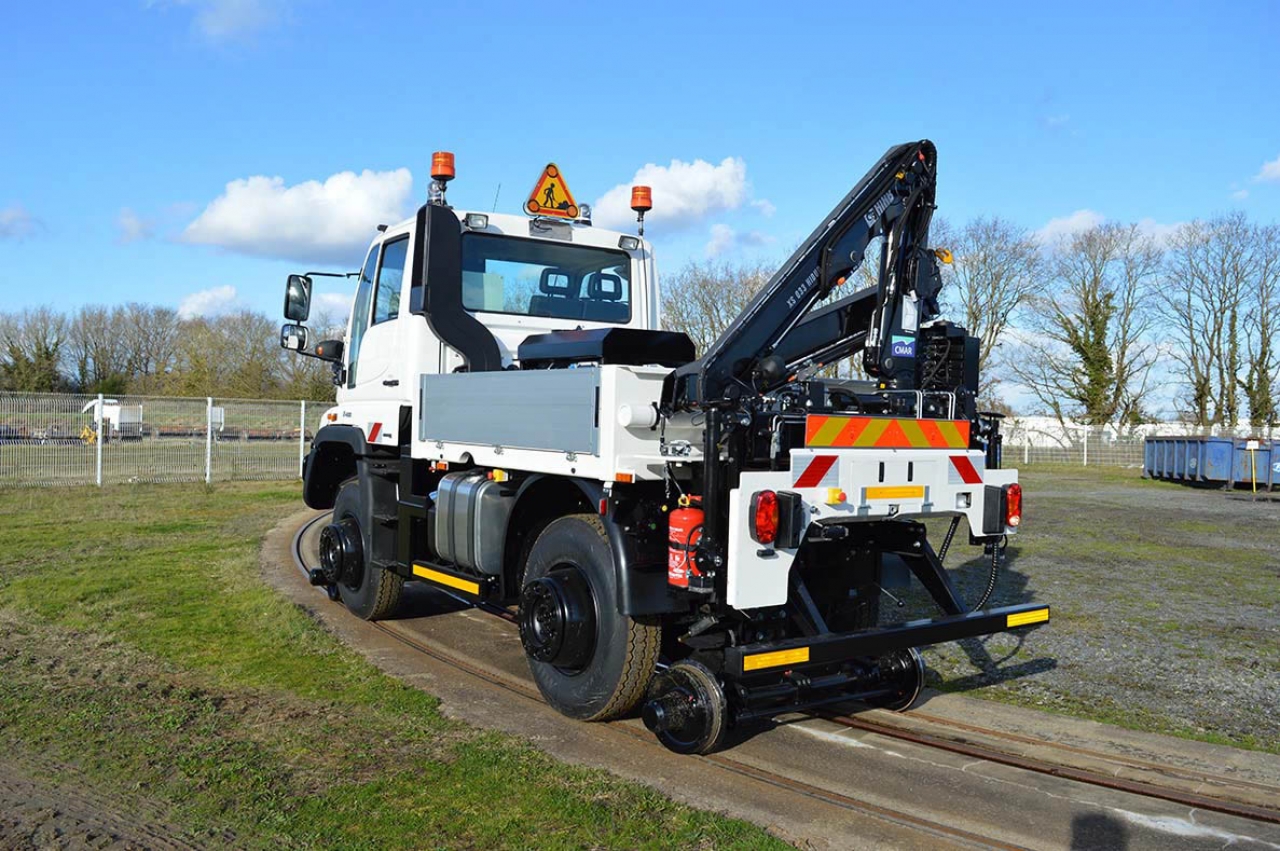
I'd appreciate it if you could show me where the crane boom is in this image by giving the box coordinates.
[665,140,941,410]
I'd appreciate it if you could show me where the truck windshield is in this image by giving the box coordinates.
[460,233,632,323]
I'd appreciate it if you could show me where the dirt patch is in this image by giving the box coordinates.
[0,758,208,850]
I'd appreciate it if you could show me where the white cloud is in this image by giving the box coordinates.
[1232,189,1249,201]
[313,292,352,322]
[178,284,240,320]
[1035,209,1182,248]
[751,198,777,217]
[1035,209,1104,244]
[704,223,774,258]
[1134,217,1182,246]
[116,208,154,243]
[0,204,41,240]
[593,157,749,231]
[150,0,285,43]
[1255,153,1280,183]
[705,224,735,257]
[182,168,412,264]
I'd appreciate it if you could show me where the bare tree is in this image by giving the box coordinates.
[661,260,772,355]
[1010,223,1161,425]
[0,307,69,391]
[66,306,130,392]
[1159,214,1257,427]
[1241,223,1280,429]
[939,216,1046,398]
[123,304,182,392]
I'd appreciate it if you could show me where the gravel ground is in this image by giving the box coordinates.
[892,466,1280,754]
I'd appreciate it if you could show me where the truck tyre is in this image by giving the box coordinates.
[519,514,660,721]
[332,478,403,621]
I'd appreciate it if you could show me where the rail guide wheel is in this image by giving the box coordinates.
[866,647,926,711]
[642,660,729,754]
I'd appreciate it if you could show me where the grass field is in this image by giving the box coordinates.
[0,483,780,849]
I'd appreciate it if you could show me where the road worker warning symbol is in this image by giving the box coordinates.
[525,163,580,219]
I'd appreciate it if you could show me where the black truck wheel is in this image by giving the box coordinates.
[328,478,402,621]
[519,514,660,721]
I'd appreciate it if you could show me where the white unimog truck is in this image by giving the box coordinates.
[280,143,1048,753]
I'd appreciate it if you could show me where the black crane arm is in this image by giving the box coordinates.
[663,140,940,410]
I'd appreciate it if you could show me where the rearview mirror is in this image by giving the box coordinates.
[284,274,312,322]
[280,323,309,353]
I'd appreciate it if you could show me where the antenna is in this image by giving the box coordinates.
[492,183,502,212]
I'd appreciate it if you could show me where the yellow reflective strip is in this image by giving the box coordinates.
[865,485,925,500]
[897,418,928,447]
[1006,608,1050,628]
[854,419,890,447]
[743,647,810,672]
[936,420,965,447]
[810,416,846,447]
[413,564,480,595]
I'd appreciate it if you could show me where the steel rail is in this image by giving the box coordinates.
[820,713,1280,825]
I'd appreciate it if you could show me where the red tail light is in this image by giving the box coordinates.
[1005,483,1022,528]
[750,490,779,544]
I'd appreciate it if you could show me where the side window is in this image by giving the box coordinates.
[372,237,408,325]
[347,245,379,387]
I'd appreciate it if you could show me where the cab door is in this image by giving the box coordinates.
[341,235,410,445]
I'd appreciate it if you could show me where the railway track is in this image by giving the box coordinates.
[289,513,1280,846]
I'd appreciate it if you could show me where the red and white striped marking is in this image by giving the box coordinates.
[793,455,839,488]
[368,422,383,442]
[948,455,983,485]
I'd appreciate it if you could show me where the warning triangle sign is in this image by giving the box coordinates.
[525,163,580,219]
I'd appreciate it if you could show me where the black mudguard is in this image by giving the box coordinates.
[302,424,367,509]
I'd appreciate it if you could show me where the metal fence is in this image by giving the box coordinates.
[1002,424,1147,468]
[0,391,326,488]
[1,392,1239,484]
[1002,419,1280,468]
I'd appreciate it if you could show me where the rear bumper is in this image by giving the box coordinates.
[724,602,1050,678]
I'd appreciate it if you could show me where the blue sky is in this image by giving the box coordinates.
[2,0,1278,325]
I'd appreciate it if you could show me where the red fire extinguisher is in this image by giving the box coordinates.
[668,495,710,592]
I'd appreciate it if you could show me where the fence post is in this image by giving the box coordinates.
[95,392,104,487]
[299,400,306,478]
[1083,428,1089,466]
[1024,438,1029,465]
[205,397,213,484]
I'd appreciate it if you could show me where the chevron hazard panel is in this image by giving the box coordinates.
[805,415,970,449]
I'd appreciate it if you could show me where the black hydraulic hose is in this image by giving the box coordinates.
[937,516,961,561]
[935,517,1001,612]
[969,537,1004,612]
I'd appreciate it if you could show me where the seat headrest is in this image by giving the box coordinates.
[539,269,573,296]
[588,272,624,301]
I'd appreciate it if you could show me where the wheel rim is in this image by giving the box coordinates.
[643,662,727,754]
[519,565,597,672]
[318,515,364,591]
[871,648,925,711]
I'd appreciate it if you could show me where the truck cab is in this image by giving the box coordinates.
[323,208,658,451]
